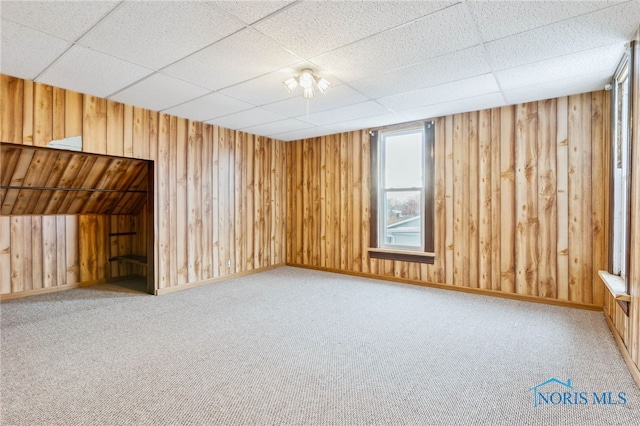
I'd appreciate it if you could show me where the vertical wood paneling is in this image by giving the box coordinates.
[211,126,220,276]
[295,140,304,264]
[453,114,468,286]
[201,124,213,278]
[168,115,178,285]
[29,217,41,290]
[0,217,11,293]
[568,94,593,304]
[10,217,23,292]
[52,87,65,142]
[331,136,341,269]
[33,83,52,147]
[1,75,23,143]
[187,121,202,281]
[360,131,370,275]
[65,216,79,284]
[444,115,454,285]
[468,111,479,288]
[235,132,246,273]
[351,133,362,272]
[54,218,67,283]
[537,99,557,299]
[590,91,607,307]
[515,102,538,296]
[157,113,170,289]
[83,95,106,154]
[244,134,256,271]
[500,106,516,293]
[22,80,33,145]
[434,117,446,283]
[106,100,124,157]
[3,75,288,297]
[340,135,349,271]
[478,109,492,290]
[285,91,609,311]
[175,118,188,285]
[556,97,570,300]
[218,128,231,274]
[42,216,57,288]
[253,136,262,268]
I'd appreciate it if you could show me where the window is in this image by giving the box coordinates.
[599,45,635,313]
[369,121,435,263]
[611,53,631,283]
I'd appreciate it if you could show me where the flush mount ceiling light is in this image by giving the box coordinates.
[283,68,331,99]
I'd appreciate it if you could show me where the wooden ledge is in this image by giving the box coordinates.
[368,248,435,264]
[598,270,631,302]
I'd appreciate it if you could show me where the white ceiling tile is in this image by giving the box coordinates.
[486,2,640,70]
[162,93,254,123]
[495,43,625,91]
[311,4,478,82]
[400,92,506,121]
[1,1,634,137]
[263,84,368,117]
[255,1,455,58]
[298,101,391,126]
[37,45,153,99]
[214,1,296,25]
[502,70,612,105]
[207,108,287,130]
[468,0,619,42]
[350,46,491,99]
[219,62,324,106]
[270,127,335,142]
[78,1,245,70]
[324,113,410,133]
[378,74,500,111]
[1,1,119,41]
[109,74,210,112]
[0,19,72,80]
[241,118,311,136]
[162,28,302,91]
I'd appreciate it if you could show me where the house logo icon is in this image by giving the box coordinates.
[527,378,628,407]
[528,378,575,407]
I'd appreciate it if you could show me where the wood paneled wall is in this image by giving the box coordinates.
[0,74,286,296]
[604,28,640,380]
[286,91,610,308]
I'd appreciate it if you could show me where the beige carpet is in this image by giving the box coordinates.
[1,266,639,425]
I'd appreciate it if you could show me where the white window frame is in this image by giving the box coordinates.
[377,126,426,252]
[611,52,632,284]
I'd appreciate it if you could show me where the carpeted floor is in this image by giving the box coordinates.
[1,266,639,425]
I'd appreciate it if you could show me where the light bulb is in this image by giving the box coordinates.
[299,69,314,89]
[316,77,331,94]
[283,77,298,92]
[303,86,314,99]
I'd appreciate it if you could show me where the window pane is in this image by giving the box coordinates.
[384,132,423,188]
[384,191,421,247]
[612,68,630,278]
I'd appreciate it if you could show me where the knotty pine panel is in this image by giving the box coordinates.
[286,91,610,309]
[0,74,286,296]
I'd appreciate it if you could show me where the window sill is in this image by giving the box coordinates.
[368,248,435,264]
[598,270,631,302]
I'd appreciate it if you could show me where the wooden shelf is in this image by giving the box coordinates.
[109,255,147,266]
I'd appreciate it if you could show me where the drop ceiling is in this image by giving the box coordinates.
[1,1,638,142]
